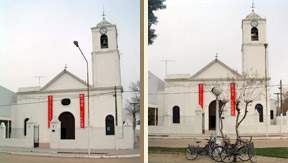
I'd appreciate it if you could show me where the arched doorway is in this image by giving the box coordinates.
[58,112,75,139]
[208,100,223,130]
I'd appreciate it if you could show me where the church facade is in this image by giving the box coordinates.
[148,10,283,136]
[2,18,134,149]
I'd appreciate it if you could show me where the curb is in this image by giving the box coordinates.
[0,150,140,158]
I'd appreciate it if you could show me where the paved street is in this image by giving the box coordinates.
[0,153,140,163]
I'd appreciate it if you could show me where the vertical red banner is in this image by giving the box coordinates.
[230,83,236,116]
[48,95,53,128]
[79,94,85,128]
[199,83,204,109]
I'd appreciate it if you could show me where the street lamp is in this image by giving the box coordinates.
[212,86,222,144]
[73,41,91,154]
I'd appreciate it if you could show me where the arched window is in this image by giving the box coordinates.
[173,106,180,124]
[106,115,115,135]
[101,34,108,48]
[251,27,258,41]
[255,104,263,122]
[24,118,29,136]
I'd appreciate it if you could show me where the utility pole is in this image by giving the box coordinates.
[280,80,283,133]
[274,93,280,116]
[114,86,118,126]
[280,80,283,115]
[130,102,139,143]
[161,60,174,77]
[264,43,268,138]
[114,86,119,150]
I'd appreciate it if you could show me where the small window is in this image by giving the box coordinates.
[255,104,263,122]
[173,106,180,124]
[24,118,29,136]
[270,110,274,120]
[251,27,258,41]
[61,98,71,106]
[106,115,115,135]
[101,34,108,48]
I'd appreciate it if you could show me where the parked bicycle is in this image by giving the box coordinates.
[185,134,216,160]
[211,136,255,162]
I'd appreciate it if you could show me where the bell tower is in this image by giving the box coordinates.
[91,17,121,87]
[241,10,268,78]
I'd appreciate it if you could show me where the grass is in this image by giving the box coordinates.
[149,147,288,159]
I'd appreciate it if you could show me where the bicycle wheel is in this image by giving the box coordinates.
[204,144,209,155]
[208,143,216,159]
[211,146,225,162]
[238,146,253,161]
[185,146,198,160]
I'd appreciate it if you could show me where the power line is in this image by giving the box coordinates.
[148,85,283,96]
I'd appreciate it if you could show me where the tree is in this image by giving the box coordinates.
[231,73,265,142]
[282,90,288,115]
[148,0,166,45]
[207,73,265,162]
[125,80,140,142]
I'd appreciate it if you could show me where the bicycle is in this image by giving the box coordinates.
[212,137,254,162]
[185,140,209,160]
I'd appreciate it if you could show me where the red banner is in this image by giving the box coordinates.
[199,83,204,109]
[48,95,53,128]
[230,83,236,116]
[80,94,85,128]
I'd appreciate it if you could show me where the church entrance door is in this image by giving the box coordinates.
[208,100,223,130]
[59,112,75,139]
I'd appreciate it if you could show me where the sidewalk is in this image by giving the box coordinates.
[149,132,288,139]
[0,145,140,159]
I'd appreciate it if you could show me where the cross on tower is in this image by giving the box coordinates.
[101,7,106,19]
[251,0,255,11]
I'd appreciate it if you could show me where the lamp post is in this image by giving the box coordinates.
[73,41,91,154]
[212,86,222,144]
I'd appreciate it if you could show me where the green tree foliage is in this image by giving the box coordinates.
[148,0,166,45]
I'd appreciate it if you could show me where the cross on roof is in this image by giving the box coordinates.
[64,64,68,69]
[101,7,106,19]
[215,53,219,59]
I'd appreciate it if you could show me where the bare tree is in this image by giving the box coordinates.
[125,80,140,142]
[205,72,265,142]
[230,73,265,142]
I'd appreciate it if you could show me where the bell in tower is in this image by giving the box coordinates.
[241,9,268,78]
[90,17,121,88]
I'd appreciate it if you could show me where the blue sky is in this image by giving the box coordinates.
[0,0,140,101]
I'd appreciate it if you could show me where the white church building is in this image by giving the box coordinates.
[148,10,287,136]
[0,18,134,149]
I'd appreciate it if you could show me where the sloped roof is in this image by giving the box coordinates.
[245,10,262,19]
[40,69,90,91]
[190,59,241,80]
[96,18,112,28]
